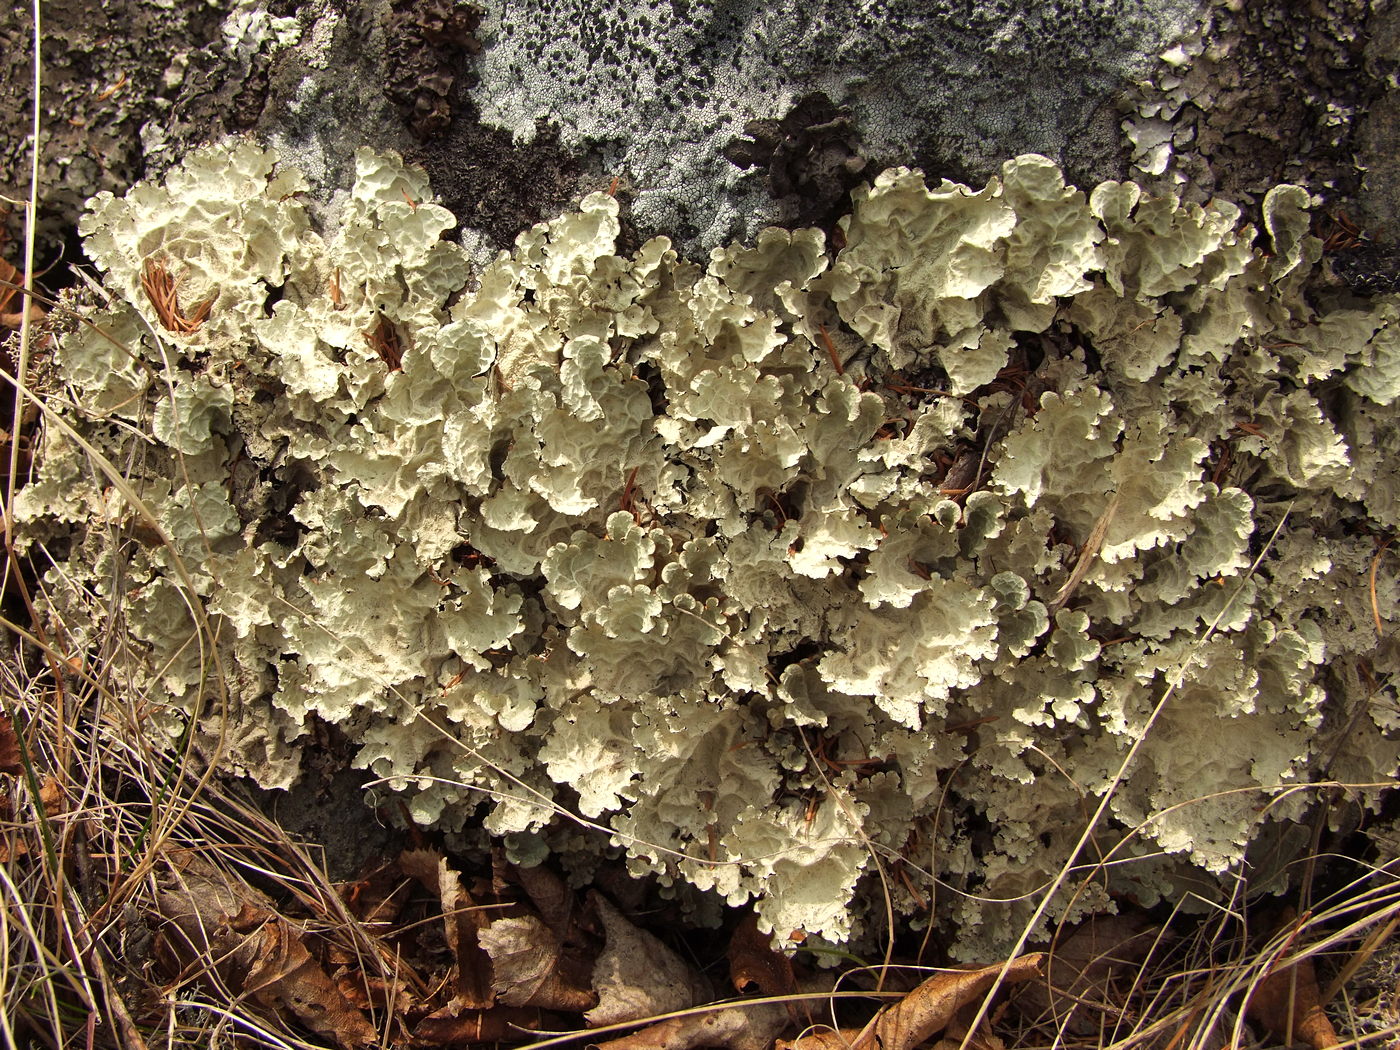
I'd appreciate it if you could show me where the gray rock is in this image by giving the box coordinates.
[467,0,1209,252]
[3,0,1213,262]
[11,0,1399,268]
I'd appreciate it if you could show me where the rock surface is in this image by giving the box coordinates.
[12,0,1395,264]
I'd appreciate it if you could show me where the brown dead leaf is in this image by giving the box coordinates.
[0,716,23,863]
[0,256,45,329]
[397,846,445,886]
[0,804,23,862]
[593,859,655,914]
[0,712,23,775]
[585,891,713,1027]
[400,847,494,1009]
[3,773,71,860]
[728,910,811,1030]
[592,1001,793,1050]
[779,955,1045,1050]
[0,306,45,328]
[728,912,798,998]
[1017,913,1164,1036]
[931,1019,983,1050]
[339,858,411,925]
[479,913,597,1012]
[413,1002,554,1046]
[37,775,64,817]
[156,856,378,1049]
[332,966,414,1017]
[1245,917,1339,1050]
[931,994,1020,1050]
[511,861,579,941]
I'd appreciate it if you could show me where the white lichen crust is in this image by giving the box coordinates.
[20,141,1400,956]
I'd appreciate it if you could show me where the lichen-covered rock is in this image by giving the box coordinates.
[1119,0,1392,230]
[469,0,1207,250]
[0,0,303,253]
[17,141,1400,957]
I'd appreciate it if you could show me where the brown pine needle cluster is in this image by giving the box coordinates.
[140,257,214,334]
[364,311,404,371]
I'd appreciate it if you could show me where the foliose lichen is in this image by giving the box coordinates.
[18,139,1400,956]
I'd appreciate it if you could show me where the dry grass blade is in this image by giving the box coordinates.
[1324,912,1400,1005]
[1370,538,1392,636]
[140,257,214,334]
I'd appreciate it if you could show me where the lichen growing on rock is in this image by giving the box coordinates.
[17,139,1400,956]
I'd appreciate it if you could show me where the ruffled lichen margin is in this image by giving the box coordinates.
[18,140,1400,956]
